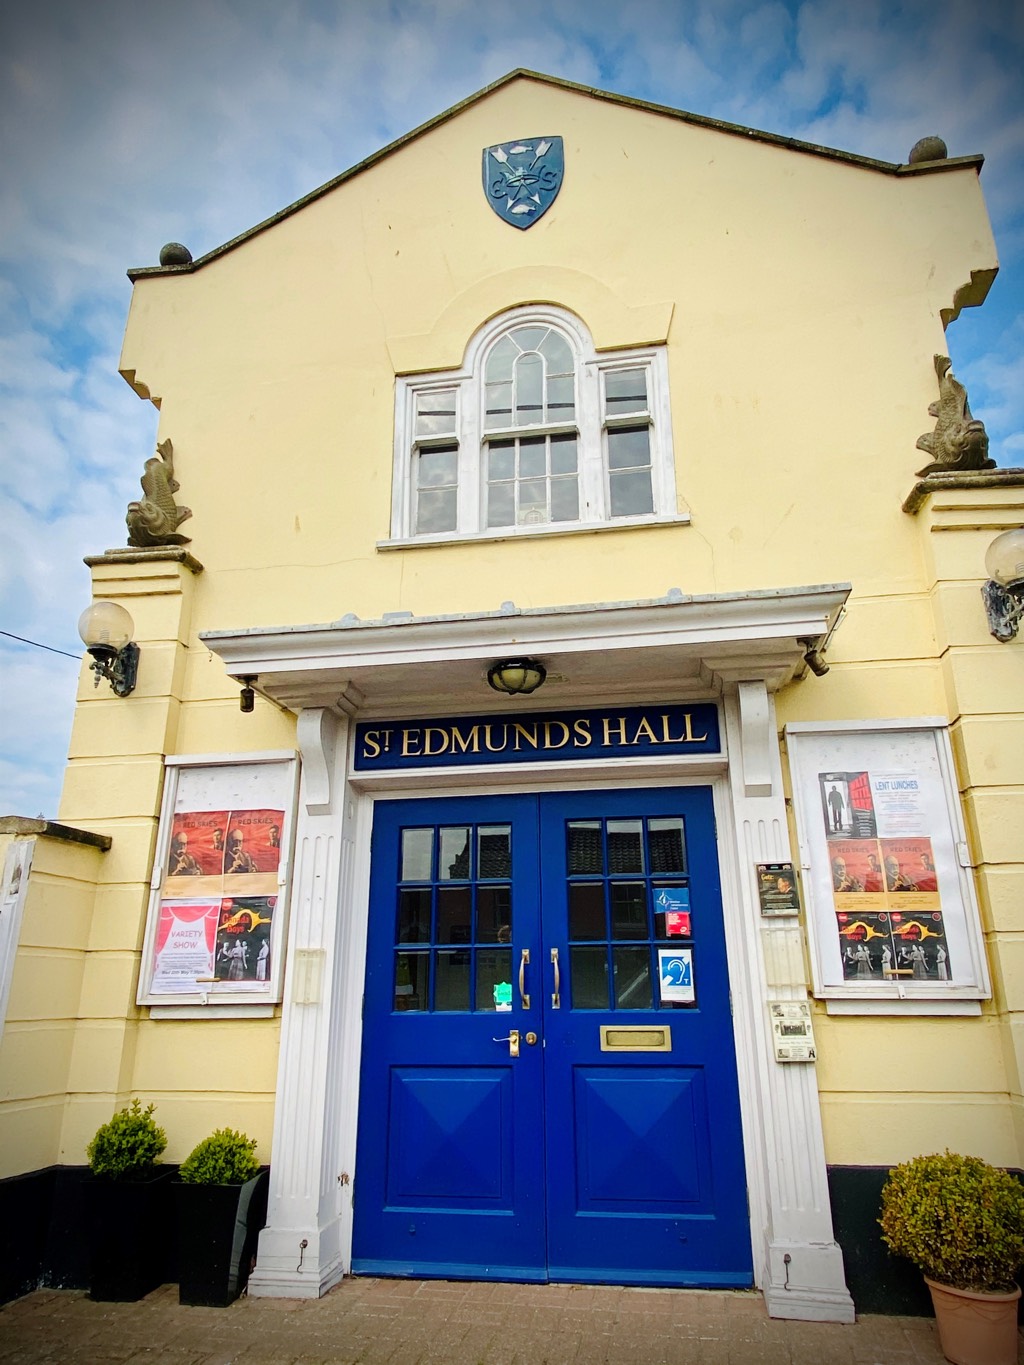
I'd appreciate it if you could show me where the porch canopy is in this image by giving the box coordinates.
[201,583,851,718]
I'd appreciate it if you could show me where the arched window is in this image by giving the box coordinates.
[389,306,680,543]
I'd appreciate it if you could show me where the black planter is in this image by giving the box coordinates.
[87,1168,174,1301]
[174,1170,268,1307]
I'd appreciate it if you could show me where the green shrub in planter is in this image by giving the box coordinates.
[179,1128,259,1185]
[85,1100,170,1300]
[880,1150,1024,1292]
[86,1099,167,1181]
[175,1128,266,1306]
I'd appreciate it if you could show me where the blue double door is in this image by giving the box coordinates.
[353,787,752,1286]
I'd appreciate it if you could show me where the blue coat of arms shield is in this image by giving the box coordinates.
[482,136,564,229]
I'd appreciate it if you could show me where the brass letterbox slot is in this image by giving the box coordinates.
[599,1026,671,1052]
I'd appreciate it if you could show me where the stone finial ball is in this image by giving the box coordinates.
[908,136,948,164]
[159,242,193,266]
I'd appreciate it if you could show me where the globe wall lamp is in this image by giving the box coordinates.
[77,601,140,697]
[487,658,547,695]
[982,528,1024,642]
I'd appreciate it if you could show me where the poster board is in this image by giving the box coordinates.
[785,721,990,1004]
[137,752,298,1007]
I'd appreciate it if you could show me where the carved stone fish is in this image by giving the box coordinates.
[126,438,192,546]
[915,354,994,476]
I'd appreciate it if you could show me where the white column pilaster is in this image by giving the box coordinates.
[722,684,854,1323]
[249,707,353,1298]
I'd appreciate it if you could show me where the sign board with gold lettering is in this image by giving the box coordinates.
[354,703,720,771]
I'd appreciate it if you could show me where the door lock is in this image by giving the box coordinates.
[493,1029,520,1057]
[525,1032,538,1046]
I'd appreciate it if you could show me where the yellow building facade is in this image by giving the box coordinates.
[2,71,1022,1319]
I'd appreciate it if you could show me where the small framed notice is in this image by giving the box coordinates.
[137,752,298,1008]
[769,1002,816,1062]
[757,863,800,917]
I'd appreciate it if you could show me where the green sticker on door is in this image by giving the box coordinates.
[493,981,513,1011]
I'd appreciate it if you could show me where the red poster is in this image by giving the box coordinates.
[828,840,885,895]
[167,811,229,877]
[222,809,284,875]
[880,838,938,893]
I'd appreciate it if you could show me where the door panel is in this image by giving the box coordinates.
[354,794,546,1280]
[540,788,751,1285]
[353,787,752,1286]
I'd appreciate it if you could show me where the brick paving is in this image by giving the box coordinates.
[2,1278,1019,1365]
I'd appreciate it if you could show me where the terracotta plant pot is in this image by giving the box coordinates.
[924,1276,1021,1365]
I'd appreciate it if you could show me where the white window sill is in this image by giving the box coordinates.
[823,998,983,1016]
[378,512,692,551]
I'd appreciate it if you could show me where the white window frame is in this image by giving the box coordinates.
[386,305,685,545]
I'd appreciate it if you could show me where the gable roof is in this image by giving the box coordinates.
[128,68,983,282]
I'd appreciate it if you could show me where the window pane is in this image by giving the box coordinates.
[485,335,517,383]
[569,883,605,940]
[394,952,428,1011]
[649,818,686,872]
[439,827,470,879]
[571,946,608,1009]
[417,446,457,488]
[607,820,644,872]
[485,382,513,430]
[415,487,457,534]
[539,330,572,373]
[487,483,515,527]
[609,469,654,517]
[613,947,652,1009]
[476,949,513,1012]
[547,373,575,420]
[550,434,577,474]
[550,477,579,522]
[605,368,648,416]
[477,826,511,878]
[397,888,431,943]
[437,886,472,944]
[401,828,433,881]
[518,480,547,516]
[510,325,548,353]
[477,886,512,942]
[519,437,546,478]
[488,442,515,480]
[568,821,602,874]
[415,390,457,439]
[515,353,544,424]
[611,882,647,939]
[607,426,652,471]
[435,950,471,1011]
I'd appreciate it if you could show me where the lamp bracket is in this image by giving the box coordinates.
[88,641,140,697]
[982,579,1023,643]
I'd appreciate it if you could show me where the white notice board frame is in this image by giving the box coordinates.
[785,719,990,1009]
[137,751,298,1009]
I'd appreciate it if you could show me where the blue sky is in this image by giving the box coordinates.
[1,0,1022,818]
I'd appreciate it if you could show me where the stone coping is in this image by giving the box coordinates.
[83,547,204,573]
[0,818,112,851]
[902,468,1024,514]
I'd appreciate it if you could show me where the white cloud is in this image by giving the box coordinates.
[0,0,1021,814]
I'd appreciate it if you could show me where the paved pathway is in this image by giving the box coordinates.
[1,1278,1012,1364]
